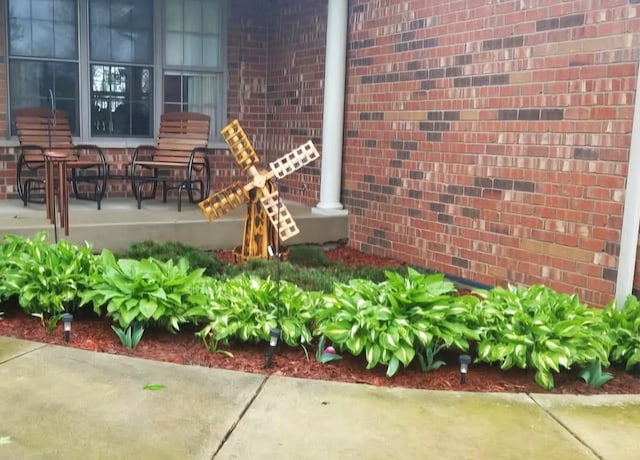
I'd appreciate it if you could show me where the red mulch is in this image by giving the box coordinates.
[1,246,639,394]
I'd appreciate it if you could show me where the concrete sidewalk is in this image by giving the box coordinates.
[1,336,639,460]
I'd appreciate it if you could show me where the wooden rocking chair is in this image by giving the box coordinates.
[15,107,107,208]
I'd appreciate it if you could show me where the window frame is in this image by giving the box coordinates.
[6,0,228,145]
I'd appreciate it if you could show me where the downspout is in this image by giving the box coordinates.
[615,61,640,307]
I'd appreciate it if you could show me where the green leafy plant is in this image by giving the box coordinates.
[316,269,476,377]
[112,322,145,349]
[196,275,319,351]
[603,295,640,371]
[118,240,226,277]
[578,360,613,388]
[0,233,98,323]
[288,245,334,267]
[31,312,63,333]
[474,284,612,390]
[416,339,446,372]
[80,250,211,331]
[315,335,343,363]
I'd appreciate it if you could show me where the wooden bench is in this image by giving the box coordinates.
[130,112,213,211]
[15,107,107,209]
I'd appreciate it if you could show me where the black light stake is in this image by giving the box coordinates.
[264,327,281,368]
[264,179,282,369]
[459,354,472,384]
[61,313,74,343]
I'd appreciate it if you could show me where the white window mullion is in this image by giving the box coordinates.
[77,0,90,141]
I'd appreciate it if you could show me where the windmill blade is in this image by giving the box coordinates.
[199,182,249,221]
[269,141,319,179]
[260,190,300,241]
[220,120,261,172]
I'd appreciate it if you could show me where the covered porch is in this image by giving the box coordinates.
[0,198,349,253]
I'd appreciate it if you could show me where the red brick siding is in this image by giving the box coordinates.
[344,0,640,306]
[263,0,326,205]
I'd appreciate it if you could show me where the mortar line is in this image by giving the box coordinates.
[526,393,603,460]
[0,343,48,365]
[210,374,270,459]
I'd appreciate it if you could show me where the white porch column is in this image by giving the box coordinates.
[615,63,640,307]
[313,0,348,215]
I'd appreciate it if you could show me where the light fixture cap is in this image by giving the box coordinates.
[459,354,472,365]
[61,313,74,324]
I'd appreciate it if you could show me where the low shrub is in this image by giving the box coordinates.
[0,232,98,327]
[316,269,478,377]
[603,295,640,372]
[118,240,225,277]
[196,275,320,351]
[80,249,212,331]
[287,245,334,267]
[473,285,612,390]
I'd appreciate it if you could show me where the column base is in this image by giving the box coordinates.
[312,203,349,216]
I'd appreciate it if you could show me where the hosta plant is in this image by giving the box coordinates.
[315,269,478,377]
[603,295,640,371]
[112,322,145,349]
[474,284,612,390]
[80,250,211,331]
[0,233,98,322]
[196,275,319,351]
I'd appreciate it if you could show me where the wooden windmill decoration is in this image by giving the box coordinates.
[199,120,320,261]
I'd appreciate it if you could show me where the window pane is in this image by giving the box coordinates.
[163,73,217,136]
[9,18,32,56]
[184,0,202,33]
[166,32,183,66]
[202,2,220,33]
[202,36,219,67]
[91,65,152,136]
[32,20,54,56]
[9,1,30,18]
[8,0,77,59]
[165,0,182,32]
[90,27,110,61]
[32,0,54,21]
[55,23,76,58]
[164,75,181,103]
[111,29,133,62]
[184,34,202,66]
[9,59,79,135]
[89,0,153,64]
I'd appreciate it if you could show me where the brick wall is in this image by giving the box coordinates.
[263,0,326,205]
[344,0,640,306]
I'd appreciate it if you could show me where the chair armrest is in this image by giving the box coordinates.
[72,144,107,168]
[132,144,157,163]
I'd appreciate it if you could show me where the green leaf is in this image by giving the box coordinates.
[143,383,166,391]
[386,356,400,377]
[139,299,158,319]
[0,435,12,445]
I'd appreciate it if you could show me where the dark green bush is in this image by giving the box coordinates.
[287,245,334,267]
[118,240,225,277]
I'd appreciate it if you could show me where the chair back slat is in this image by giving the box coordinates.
[149,112,211,166]
[15,107,74,162]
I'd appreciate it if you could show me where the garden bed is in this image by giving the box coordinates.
[1,246,639,395]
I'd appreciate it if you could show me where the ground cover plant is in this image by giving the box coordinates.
[1,235,640,393]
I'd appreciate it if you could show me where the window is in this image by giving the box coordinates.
[7,0,227,140]
[89,0,153,136]
[8,0,80,133]
[163,0,225,133]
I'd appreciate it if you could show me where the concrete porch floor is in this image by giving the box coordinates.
[0,197,349,252]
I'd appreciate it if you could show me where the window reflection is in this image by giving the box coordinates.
[9,60,79,134]
[91,65,152,136]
